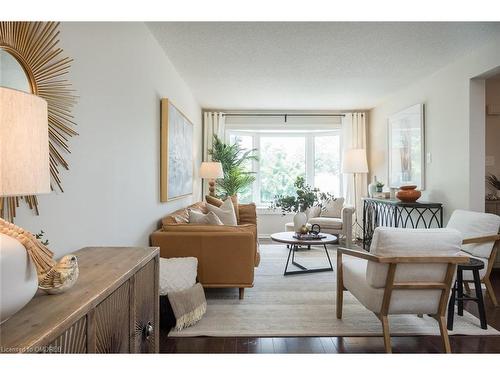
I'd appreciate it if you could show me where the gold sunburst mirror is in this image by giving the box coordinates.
[0,22,78,221]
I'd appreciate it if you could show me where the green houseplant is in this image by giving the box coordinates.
[271,176,335,232]
[208,135,258,199]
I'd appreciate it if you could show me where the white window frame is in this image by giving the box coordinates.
[226,130,343,208]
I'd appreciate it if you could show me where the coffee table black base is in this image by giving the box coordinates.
[284,244,333,276]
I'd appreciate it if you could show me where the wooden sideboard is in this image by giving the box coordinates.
[0,246,159,353]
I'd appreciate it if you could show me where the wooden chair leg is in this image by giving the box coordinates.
[484,278,498,307]
[239,288,244,300]
[380,315,392,353]
[436,315,452,353]
[336,251,343,319]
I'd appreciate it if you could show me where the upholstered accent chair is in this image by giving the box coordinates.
[446,209,500,307]
[336,227,468,353]
[285,198,355,246]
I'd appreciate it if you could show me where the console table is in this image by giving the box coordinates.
[0,246,159,353]
[362,198,443,249]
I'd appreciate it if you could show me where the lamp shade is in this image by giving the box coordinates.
[0,87,50,196]
[341,148,369,174]
[199,162,224,179]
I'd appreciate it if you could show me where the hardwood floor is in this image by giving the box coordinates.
[160,270,500,354]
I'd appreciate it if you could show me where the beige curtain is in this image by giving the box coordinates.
[342,113,368,237]
[203,112,226,162]
[202,112,225,196]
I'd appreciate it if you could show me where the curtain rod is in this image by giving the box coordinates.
[223,113,346,117]
[222,113,349,123]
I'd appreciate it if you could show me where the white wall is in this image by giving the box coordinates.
[14,22,202,257]
[486,78,500,193]
[369,37,500,223]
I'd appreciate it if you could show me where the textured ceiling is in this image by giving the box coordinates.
[148,22,500,110]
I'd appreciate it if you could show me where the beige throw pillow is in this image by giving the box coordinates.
[320,198,344,218]
[206,198,238,226]
[188,209,223,225]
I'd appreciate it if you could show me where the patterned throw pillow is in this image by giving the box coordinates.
[188,209,223,225]
[206,197,238,226]
[320,198,345,218]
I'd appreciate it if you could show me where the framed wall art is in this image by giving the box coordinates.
[388,103,425,190]
[160,98,193,202]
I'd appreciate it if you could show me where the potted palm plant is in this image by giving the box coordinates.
[208,135,258,200]
[486,173,500,199]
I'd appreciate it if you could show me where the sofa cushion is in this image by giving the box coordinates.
[305,206,321,219]
[205,195,240,223]
[207,198,238,226]
[308,217,343,229]
[188,209,223,225]
[320,198,344,218]
[239,203,257,225]
[447,209,500,259]
[162,202,208,226]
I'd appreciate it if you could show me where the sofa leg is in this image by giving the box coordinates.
[239,288,245,300]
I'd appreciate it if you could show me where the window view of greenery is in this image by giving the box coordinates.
[227,131,341,205]
[228,134,254,203]
[314,135,341,196]
[260,137,306,202]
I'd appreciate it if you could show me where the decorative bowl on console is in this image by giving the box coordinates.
[396,185,422,203]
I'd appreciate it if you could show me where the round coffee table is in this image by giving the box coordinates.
[270,232,337,276]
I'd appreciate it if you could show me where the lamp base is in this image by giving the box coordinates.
[208,179,216,197]
[0,233,38,324]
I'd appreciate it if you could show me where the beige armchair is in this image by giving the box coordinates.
[285,198,355,246]
[336,227,468,353]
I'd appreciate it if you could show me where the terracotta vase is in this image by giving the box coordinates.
[396,185,422,203]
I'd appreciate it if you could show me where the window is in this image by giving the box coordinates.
[226,129,342,206]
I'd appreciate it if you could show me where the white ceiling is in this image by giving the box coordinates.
[148,22,500,110]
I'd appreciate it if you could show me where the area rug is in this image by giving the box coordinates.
[169,244,500,337]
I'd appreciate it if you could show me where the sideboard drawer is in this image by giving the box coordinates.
[46,316,87,353]
[132,259,158,353]
[95,281,130,353]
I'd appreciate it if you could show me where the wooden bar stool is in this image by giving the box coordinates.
[447,258,487,330]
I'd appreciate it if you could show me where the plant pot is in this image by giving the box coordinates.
[293,211,308,233]
[0,233,38,324]
[396,185,422,203]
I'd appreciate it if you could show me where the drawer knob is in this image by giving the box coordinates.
[143,322,153,340]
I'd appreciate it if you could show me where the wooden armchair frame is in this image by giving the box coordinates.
[461,234,500,307]
[336,247,469,353]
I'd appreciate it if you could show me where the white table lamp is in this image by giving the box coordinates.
[199,162,224,197]
[0,87,50,323]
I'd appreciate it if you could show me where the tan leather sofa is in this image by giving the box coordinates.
[150,202,260,299]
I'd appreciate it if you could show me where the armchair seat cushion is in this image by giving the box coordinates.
[343,254,443,315]
[308,217,343,229]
